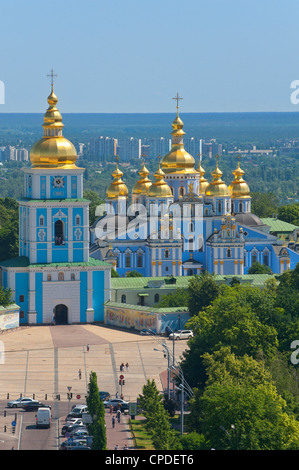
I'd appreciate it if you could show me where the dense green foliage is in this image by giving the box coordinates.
[138,380,180,450]
[176,266,299,449]
[0,197,19,262]
[86,371,106,450]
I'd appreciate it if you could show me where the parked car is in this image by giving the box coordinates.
[66,404,88,420]
[103,398,129,411]
[59,439,89,450]
[99,391,110,401]
[22,402,51,412]
[7,397,40,408]
[140,329,151,335]
[62,420,84,435]
[168,330,194,340]
[70,428,89,438]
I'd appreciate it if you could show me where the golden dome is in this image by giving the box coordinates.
[147,161,173,198]
[229,158,251,198]
[132,159,152,195]
[197,161,209,195]
[30,85,77,168]
[205,157,230,197]
[106,159,129,199]
[161,103,197,175]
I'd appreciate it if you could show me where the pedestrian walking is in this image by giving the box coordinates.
[116,391,119,398]
[78,369,82,380]
[86,344,90,352]
[126,362,129,371]
[112,416,115,428]
[115,444,119,450]
[117,409,121,423]
[123,444,128,450]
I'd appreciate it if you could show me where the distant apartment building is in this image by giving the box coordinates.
[90,136,117,162]
[0,146,29,162]
[89,135,221,162]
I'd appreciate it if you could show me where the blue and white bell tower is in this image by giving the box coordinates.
[0,79,111,325]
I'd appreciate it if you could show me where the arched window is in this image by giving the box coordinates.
[75,215,81,225]
[154,293,159,303]
[39,215,44,226]
[137,253,143,267]
[55,220,64,245]
[231,202,235,214]
[263,253,269,266]
[179,186,185,197]
[217,201,222,214]
[125,252,131,268]
[58,272,64,281]
[239,202,243,213]
[226,248,232,258]
[121,294,126,304]
[252,252,258,264]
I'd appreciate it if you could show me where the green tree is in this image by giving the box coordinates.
[138,379,179,450]
[158,288,189,308]
[251,191,279,217]
[86,371,106,450]
[248,261,272,274]
[187,272,220,317]
[189,381,299,450]
[0,286,13,307]
[278,203,299,226]
[83,190,104,226]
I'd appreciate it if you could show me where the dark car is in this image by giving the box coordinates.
[99,391,110,401]
[62,423,87,436]
[22,402,51,412]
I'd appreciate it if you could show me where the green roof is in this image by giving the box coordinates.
[0,256,111,268]
[19,198,90,203]
[0,303,20,312]
[105,300,189,314]
[111,274,277,290]
[261,218,299,233]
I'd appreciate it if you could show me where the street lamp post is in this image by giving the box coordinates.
[161,314,175,367]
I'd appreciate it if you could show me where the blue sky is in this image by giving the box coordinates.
[1,0,299,113]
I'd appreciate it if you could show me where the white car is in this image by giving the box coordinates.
[168,330,194,340]
[7,397,40,408]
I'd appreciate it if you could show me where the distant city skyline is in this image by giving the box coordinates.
[1,0,299,113]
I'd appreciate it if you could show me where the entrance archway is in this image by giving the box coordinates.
[54,304,68,325]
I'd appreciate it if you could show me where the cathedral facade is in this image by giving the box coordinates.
[91,103,299,278]
[0,85,111,325]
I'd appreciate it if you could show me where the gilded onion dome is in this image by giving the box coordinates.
[147,158,173,198]
[197,160,209,195]
[229,157,251,198]
[132,158,152,195]
[106,158,129,199]
[161,96,197,175]
[30,85,77,168]
[205,156,230,197]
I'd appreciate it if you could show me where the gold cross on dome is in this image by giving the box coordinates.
[47,69,58,90]
[172,93,183,113]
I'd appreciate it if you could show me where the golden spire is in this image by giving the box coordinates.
[30,71,77,168]
[197,153,209,195]
[228,155,251,199]
[161,94,197,175]
[106,155,129,199]
[205,155,230,197]
[147,155,173,198]
[132,154,152,195]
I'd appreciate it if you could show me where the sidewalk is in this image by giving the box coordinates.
[105,409,135,450]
